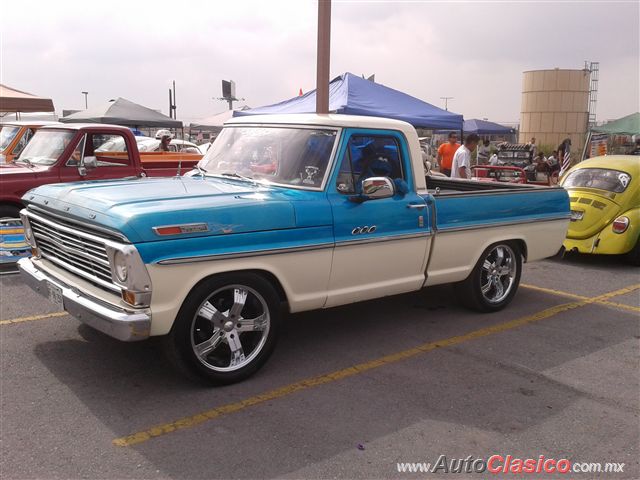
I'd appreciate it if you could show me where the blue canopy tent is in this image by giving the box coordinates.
[234,72,463,130]
[463,119,515,135]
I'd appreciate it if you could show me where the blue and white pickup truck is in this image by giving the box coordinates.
[18,114,570,384]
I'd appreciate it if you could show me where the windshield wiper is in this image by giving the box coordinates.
[195,163,208,176]
[220,171,256,183]
[15,157,33,167]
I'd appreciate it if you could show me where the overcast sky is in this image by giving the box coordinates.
[1,0,638,124]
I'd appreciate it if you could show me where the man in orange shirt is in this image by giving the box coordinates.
[437,132,460,177]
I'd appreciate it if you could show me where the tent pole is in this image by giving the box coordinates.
[316,0,331,114]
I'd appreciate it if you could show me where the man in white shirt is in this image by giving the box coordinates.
[451,134,480,179]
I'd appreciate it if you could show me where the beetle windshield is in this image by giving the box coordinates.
[563,168,631,193]
[16,130,76,165]
[0,126,20,151]
[199,126,338,189]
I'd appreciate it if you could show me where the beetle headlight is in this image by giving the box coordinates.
[113,250,128,282]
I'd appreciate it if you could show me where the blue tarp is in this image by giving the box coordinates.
[234,72,463,130]
[463,119,515,135]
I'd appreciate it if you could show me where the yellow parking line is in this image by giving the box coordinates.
[0,311,68,326]
[112,283,639,448]
[522,284,640,313]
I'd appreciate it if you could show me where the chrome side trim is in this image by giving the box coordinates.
[437,215,570,233]
[335,232,431,247]
[156,242,335,265]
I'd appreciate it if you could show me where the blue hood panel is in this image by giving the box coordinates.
[24,176,309,243]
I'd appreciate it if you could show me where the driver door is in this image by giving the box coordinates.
[326,129,431,307]
[59,133,135,183]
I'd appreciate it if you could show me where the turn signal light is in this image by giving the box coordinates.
[612,216,629,234]
[154,226,183,235]
[121,290,137,306]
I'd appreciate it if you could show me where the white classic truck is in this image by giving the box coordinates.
[19,114,570,384]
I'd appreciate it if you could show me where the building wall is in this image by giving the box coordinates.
[519,69,590,153]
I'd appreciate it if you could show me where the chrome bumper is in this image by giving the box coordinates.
[18,258,151,341]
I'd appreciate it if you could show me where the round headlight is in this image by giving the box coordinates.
[113,250,128,283]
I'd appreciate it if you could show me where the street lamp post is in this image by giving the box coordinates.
[81,91,88,109]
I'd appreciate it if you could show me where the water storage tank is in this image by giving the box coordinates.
[519,68,590,154]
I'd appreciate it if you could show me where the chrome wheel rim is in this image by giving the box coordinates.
[190,284,270,372]
[480,245,517,304]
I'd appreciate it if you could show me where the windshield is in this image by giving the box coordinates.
[0,126,20,151]
[563,168,631,193]
[200,126,338,189]
[17,130,76,165]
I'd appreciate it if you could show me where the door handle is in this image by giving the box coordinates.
[407,203,426,210]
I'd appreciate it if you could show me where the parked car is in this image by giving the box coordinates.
[18,114,569,384]
[0,124,201,220]
[561,155,639,264]
[0,121,59,164]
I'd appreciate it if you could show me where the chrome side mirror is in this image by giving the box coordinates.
[78,156,97,176]
[349,177,395,203]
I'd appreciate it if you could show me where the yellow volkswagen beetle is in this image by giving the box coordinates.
[561,155,639,265]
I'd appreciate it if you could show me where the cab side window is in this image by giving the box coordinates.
[336,135,405,194]
[90,134,132,166]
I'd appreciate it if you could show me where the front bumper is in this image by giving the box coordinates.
[18,258,151,341]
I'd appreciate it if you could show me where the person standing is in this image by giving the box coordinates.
[451,134,480,179]
[528,137,538,159]
[477,139,491,164]
[437,132,460,177]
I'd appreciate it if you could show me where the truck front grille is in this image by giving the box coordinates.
[27,211,120,292]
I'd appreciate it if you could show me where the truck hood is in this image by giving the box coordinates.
[0,162,49,177]
[24,176,305,243]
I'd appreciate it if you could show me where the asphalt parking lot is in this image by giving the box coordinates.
[1,254,638,479]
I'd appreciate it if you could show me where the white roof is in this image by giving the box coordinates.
[225,113,416,134]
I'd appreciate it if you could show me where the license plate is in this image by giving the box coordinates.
[47,282,64,309]
[570,210,584,221]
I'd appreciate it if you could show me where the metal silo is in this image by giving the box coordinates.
[519,67,592,154]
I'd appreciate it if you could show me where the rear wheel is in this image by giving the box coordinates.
[455,242,522,312]
[164,272,281,385]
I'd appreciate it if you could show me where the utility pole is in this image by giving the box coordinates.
[316,0,331,114]
[440,96,453,111]
[81,91,88,109]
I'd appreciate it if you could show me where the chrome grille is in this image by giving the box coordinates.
[27,211,119,292]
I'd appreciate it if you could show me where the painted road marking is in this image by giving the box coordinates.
[522,284,640,313]
[0,311,68,326]
[112,283,639,447]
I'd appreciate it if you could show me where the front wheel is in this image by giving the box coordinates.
[164,272,281,385]
[455,242,522,312]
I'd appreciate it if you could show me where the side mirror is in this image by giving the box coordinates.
[349,177,395,203]
[78,156,97,177]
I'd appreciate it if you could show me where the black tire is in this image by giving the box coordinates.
[455,241,523,312]
[163,272,281,385]
[0,204,22,221]
[626,238,640,266]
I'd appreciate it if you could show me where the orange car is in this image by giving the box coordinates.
[0,121,59,163]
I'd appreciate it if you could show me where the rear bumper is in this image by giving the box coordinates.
[18,257,151,341]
